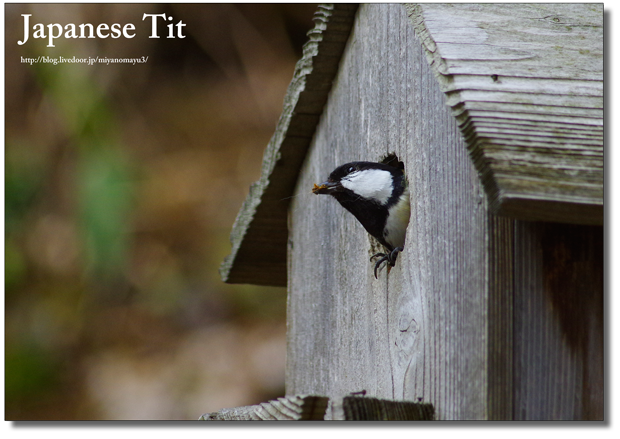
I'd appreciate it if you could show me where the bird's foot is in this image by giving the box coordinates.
[370,247,403,279]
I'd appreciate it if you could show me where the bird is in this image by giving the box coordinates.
[312,160,411,278]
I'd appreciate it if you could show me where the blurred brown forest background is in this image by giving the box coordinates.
[5,3,317,420]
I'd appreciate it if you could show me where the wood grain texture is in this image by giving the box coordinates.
[199,394,329,420]
[220,4,359,286]
[216,3,604,420]
[512,222,603,420]
[406,3,603,225]
[340,396,434,421]
[487,215,515,420]
[200,394,433,421]
[286,3,603,421]
[288,4,490,420]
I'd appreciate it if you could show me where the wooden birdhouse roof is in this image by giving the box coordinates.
[220,3,603,287]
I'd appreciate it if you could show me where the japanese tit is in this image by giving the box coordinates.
[312,160,411,278]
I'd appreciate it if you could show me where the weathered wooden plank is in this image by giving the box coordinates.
[512,222,603,420]
[457,100,603,119]
[445,91,602,113]
[199,395,329,420]
[220,4,359,286]
[406,3,604,225]
[202,394,434,421]
[410,3,602,81]
[487,216,514,420]
[288,4,490,420]
[340,396,434,421]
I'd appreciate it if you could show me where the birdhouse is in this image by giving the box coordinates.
[216,4,603,420]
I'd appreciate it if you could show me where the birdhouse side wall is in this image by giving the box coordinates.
[287,4,492,420]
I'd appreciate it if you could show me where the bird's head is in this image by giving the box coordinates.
[312,161,401,206]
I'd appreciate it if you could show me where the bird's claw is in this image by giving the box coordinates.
[370,247,403,279]
[371,253,389,279]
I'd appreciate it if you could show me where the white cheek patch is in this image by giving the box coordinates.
[341,169,393,205]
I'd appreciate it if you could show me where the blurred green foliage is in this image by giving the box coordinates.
[5,145,44,235]
[5,3,317,419]
[33,54,135,290]
[78,147,133,286]
[5,343,62,404]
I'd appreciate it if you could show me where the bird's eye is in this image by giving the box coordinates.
[347,166,355,174]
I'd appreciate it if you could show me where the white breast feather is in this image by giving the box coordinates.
[384,189,411,249]
[341,169,393,205]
